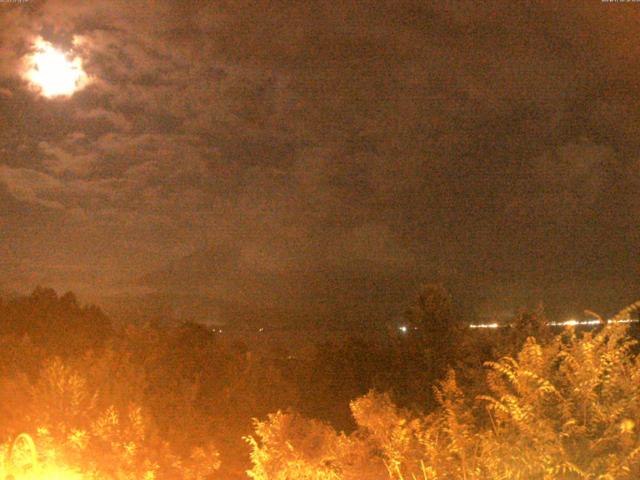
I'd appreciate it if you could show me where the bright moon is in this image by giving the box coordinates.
[25,38,88,98]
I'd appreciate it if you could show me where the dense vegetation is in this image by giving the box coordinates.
[0,286,638,479]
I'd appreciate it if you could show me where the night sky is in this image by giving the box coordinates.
[1,1,639,325]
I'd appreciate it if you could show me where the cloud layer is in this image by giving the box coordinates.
[1,1,639,321]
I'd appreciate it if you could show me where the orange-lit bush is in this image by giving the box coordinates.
[248,321,640,479]
[246,411,386,479]
[0,357,221,479]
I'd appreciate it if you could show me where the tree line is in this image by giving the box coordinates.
[0,285,636,479]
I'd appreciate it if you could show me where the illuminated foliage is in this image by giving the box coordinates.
[246,411,385,480]
[248,320,640,479]
[4,288,640,479]
[0,357,220,479]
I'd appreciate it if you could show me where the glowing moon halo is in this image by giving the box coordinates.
[25,38,88,98]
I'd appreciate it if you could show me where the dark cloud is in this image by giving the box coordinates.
[0,1,639,322]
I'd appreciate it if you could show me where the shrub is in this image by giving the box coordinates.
[248,321,640,479]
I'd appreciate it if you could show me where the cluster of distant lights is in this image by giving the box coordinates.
[213,320,638,336]
[467,318,639,330]
[398,325,418,334]
[212,327,265,334]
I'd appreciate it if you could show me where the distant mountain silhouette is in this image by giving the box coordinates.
[130,245,424,329]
